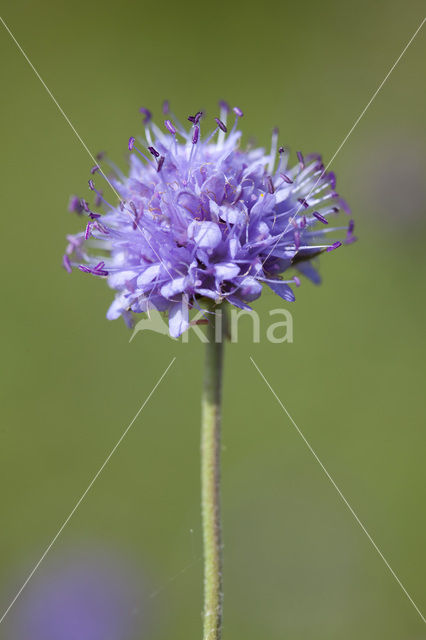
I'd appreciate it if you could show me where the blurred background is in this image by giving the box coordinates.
[0,0,425,638]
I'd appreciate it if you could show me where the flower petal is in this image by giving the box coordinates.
[168,299,189,337]
[214,262,240,280]
[266,280,295,301]
[188,221,222,249]
[161,277,187,298]
[108,270,138,288]
[137,264,161,287]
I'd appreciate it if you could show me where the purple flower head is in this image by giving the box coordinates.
[6,548,149,640]
[64,103,354,337]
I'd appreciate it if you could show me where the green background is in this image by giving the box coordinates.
[1,0,425,638]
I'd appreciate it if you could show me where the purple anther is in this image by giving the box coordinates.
[90,165,99,175]
[298,198,309,209]
[188,111,203,124]
[215,117,227,133]
[62,254,72,273]
[88,179,95,191]
[128,136,135,151]
[148,146,160,158]
[265,176,275,194]
[339,198,352,215]
[293,276,301,287]
[68,196,83,214]
[278,146,285,154]
[280,173,293,184]
[164,119,176,134]
[313,211,328,224]
[327,241,342,252]
[348,219,355,234]
[233,106,244,117]
[139,107,152,123]
[94,221,109,235]
[294,230,301,250]
[328,171,336,189]
[192,126,200,144]
[88,212,101,220]
[296,151,305,168]
[85,223,92,240]
[157,156,165,172]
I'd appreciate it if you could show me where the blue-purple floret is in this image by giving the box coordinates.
[64,103,355,337]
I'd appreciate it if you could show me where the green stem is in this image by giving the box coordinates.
[201,305,225,640]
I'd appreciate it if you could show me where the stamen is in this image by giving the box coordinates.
[85,223,92,239]
[293,276,301,287]
[294,231,301,250]
[62,254,72,273]
[139,107,152,123]
[297,198,309,209]
[296,151,305,169]
[265,176,275,194]
[68,196,83,214]
[233,106,244,117]
[94,221,110,235]
[90,165,99,174]
[164,119,176,134]
[280,173,293,184]
[88,179,95,191]
[188,111,203,125]
[148,146,160,158]
[128,137,135,151]
[313,211,328,225]
[192,125,200,144]
[327,171,336,189]
[157,156,165,172]
[327,241,342,252]
[215,117,227,133]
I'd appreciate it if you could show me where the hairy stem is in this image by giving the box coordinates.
[201,305,226,640]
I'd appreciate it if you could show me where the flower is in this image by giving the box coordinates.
[64,102,354,337]
[7,548,149,640]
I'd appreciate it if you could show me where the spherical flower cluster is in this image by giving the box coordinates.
[64,102,355,337]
